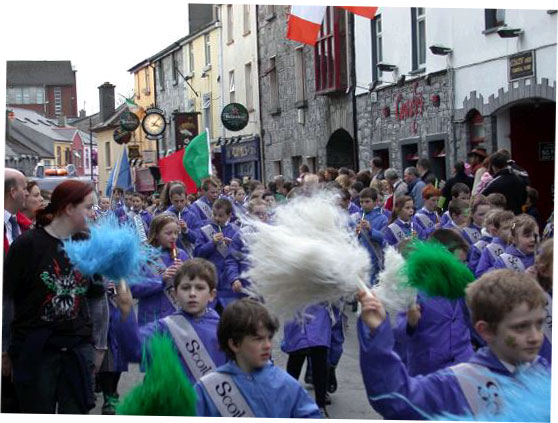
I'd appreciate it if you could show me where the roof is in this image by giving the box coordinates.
[7,61,76,86]
[69,112,102,132]
[5,135,43,158]
[91,103,128,131]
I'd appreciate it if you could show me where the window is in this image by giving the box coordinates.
[144,67,151,95]
[411,8,426,71]
[202,93,212,138]
[105,142,111,167]
[243,5,251,35]
[294,47,305,104]
[229,70,235,103]
[269,57,279,113]
[485,9,505,30]
[36,87,44,104]
[272,160,282,176]
[135,74,141,99]
[307,157,317,173]
[204,34,211,66]
[23,88,31,104]
[227,5,234,43]
[189,43,195,74]
[371,14,382,82]
[56,146,62,165]
[314,7,347,94]
[186,98,196,113]
[245,62,253,111]
[172,51,179,84]
[292,156,303,180]
[158,61,164,91]
[54,87,62,116]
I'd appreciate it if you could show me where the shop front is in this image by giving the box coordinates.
[220,136,261,183]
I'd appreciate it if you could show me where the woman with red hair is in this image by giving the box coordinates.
[3,180,105,414]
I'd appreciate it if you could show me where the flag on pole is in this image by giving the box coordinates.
[158,130,212,194]
[286,5,378,46]
[105,146,133,197]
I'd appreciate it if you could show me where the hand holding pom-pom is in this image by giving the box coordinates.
[358,290,386,331]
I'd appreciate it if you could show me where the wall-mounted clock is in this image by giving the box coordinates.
[142,108,167,137]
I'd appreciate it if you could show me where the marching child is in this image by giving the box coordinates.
[166,183,201,255]
[114,258,226,385]
[412,185,441,240]
[468,209,498,273]
[475,210,514,277]
[384,195,414,247]
[130,214,189,326]
[357,269,549,420]
[194,198,239,313]
[195,299,321,418]
[486,193,507,211]
[440,183,470,226]
[442,199,470,232]
[461,196,490,246]
[493,214,539,272]
[190,178,220,224]
[128,192,152,240]
[95,196,113,219]
[231,187,248,225]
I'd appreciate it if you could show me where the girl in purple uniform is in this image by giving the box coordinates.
[384,196,414,246]
[493,214,538,272]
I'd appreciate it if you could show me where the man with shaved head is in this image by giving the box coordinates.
[3,167,28,412]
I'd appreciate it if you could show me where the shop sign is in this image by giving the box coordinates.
[226,142,258,162]
[509,50,535,81]
[120,111,140,131]
[539,142,555,161]
[395,84,424,121]
[174,112,199,150]
[113,128,131,144]
[221,103,249,131]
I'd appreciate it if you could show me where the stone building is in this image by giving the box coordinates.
[258,5,358,182]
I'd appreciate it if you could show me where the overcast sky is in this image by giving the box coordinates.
[1,0,555,118]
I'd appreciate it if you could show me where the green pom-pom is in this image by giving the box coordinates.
[402,240,475,299]
[116,333,197,416]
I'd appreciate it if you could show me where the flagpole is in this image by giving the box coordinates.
[109,146,124,206]
[206,127,212,177]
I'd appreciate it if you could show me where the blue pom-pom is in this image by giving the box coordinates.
[63,214,160,283]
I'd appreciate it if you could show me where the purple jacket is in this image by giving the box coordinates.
[468,234,493,273]
[281,303,332,353]
[130,248,190,327]
[166,205,202,253]
[115,308,225,383]
[412,208,439,240]
[222,228,254,307]
[189,196,214,225]
[348,202,361,215]
[395,295,474,376]
[358,317,550,420]
[475,237,508,278]
[353,208,388,283]
[461,223,482,246]
[106,297,136,372]
[383,219,412,246]
[493,245,535,272]
[194,222,239,307]
[440,210,450,227]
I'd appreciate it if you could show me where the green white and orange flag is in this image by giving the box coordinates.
[158,130,212,194]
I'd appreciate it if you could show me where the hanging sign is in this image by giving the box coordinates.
[221,103,249,132]
[120,111,140,131]
[509,50,535,81]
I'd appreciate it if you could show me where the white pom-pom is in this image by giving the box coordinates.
[372,246,417,325]
[242,189,371,322]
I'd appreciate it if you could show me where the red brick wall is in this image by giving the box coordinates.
[45,85,78,119]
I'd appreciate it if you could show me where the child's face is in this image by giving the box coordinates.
[213,208,230,226]
[223,186,231,196]
[456,192,470,202]
[174,276,216,317]
[423,196,438,212]
[125,194,134,208]
[473,205,491,227]
[99,198,111,211]
[157,222,179,249]
[486,302,545,365]
[515,227,539,255]
[497,220,513,243]
[203,185,219,203]
[487,222,497,236]
[360,197,375,213]
[453,248,468,263]
[453,209,470,227]
[229,325,273,372]
[234,190,245,203]
[251,205,268,222]
[264,196,276,208]
[171,193,187,211]
[400,200,414,221]
[132,196,143,211]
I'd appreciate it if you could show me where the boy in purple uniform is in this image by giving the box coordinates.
[114,259,226,385]
[166,184,201,255]
[440,183,470,227]
[493,214,538,272]
[412,185,441,240]
[357,269,549,420]
[194,198,239,313]
[468,209,497,273]
[475,210,514,277]
[190,179,220,224]
[441,199,470,232]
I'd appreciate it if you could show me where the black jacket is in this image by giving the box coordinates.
[482,168,527,214]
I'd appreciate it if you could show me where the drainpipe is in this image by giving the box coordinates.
[349,13,360,172]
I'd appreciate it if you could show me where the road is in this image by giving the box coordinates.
[92,305,382,419]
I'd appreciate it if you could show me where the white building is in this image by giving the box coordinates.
[354,7,556,220]
[218,3,263,182]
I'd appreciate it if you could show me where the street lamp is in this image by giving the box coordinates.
[429,45,453,56]
[497,27,523,38]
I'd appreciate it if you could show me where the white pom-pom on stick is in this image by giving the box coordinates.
[242,189,372,322]
[372,246,417,325]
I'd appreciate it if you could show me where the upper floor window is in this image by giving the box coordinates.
[243,5,251,35]
[205,34,211,66]
[245,62,253,111]
[172,51,179,84]
[158,61,164,91]
[189,43,195,74]
[227,5,234,43]
[229,70,235,103]
[314,7,347,94]
[411,8,426,71]
[144,67,151,95]
[294,47,306,104]
[485,9,505,30]
[371,14,382,82]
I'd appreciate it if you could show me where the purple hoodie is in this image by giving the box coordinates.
[493,245,535,272]
[412,208,439,240]
[474,237,508,278]
[281,303,332,353]
[383,219,412,246]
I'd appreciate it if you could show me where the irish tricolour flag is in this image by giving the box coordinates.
[158,130,212,194]
[287,5,378,45]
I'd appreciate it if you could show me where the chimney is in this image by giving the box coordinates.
[79,109,86,118]
[98,82,116,123]
[58,115,68,127]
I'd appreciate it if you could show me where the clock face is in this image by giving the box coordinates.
[142,112,167,136]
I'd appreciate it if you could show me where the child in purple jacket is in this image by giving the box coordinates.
[384,195,414,246]
[113,258,226,385]
[357,269,549,420]
[461,196,490,246]
[130,214,190,326]
[493,214,538,272]
[468,209,498,273]
[412,185,441,240]
[475,210,514,277]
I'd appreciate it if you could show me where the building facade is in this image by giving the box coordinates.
[355,7,556,219]
[258,5,357,183]
[6,61,78,119]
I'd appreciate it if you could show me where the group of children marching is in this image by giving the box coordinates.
[98,174,552,420]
